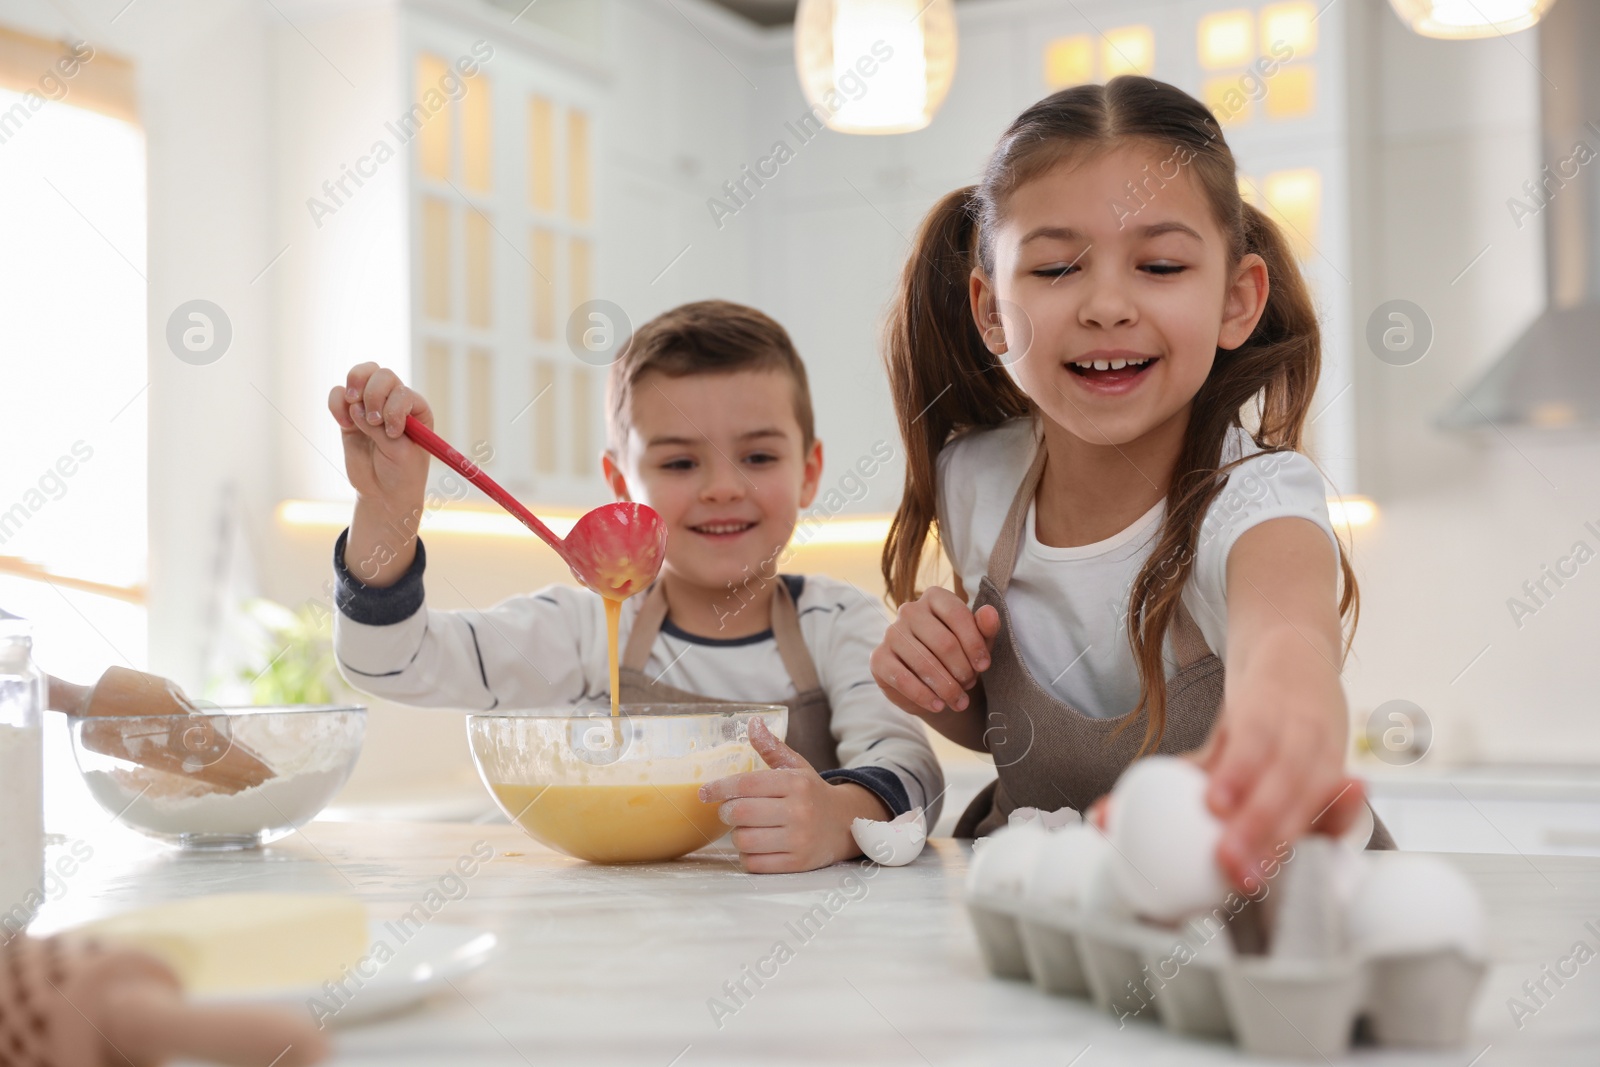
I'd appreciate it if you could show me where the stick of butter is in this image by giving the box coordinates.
[76,893,368,994]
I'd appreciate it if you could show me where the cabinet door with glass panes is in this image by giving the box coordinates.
[406,31,604,505]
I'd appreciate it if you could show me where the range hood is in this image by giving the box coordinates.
[1440,0,1600,431]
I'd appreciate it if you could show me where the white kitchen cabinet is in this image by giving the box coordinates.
[745,46,901,209]
[401,9,608,501]
[742,0,1367,500]
[895,16,1036,188]
[760,192,929,512]
[278,0,766,508]
[1369,770,1600,859]
[278,0,1368,510]
[604,0,758,204]
[275,1,613,506]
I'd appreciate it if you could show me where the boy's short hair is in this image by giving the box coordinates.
[605,299,815,455]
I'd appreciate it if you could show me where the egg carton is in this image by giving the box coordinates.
[967,863,1487,1057]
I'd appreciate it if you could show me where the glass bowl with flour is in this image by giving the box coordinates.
[468,704,786,863]
[70,705,365,849]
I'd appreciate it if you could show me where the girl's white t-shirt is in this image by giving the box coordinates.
[937,418,1340,718]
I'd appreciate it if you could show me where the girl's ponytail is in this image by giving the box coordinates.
[1237,198,1359,637]
[881,188,1029,607]
[1237,200,1317,455]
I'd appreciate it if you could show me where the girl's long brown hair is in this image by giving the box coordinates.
[881,75,1359,754]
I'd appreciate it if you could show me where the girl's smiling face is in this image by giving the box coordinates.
[972,144,1269,447]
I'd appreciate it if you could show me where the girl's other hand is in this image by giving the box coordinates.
[870,586,999,716]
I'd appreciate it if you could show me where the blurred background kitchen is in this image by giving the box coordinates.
[2,0,1596,851]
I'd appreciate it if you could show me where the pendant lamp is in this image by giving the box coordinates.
[794,0,957,134]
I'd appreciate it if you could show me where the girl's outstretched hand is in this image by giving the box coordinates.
[1199,518,1367,889]
[870,586,1000,717]
[1194,686,1368,889]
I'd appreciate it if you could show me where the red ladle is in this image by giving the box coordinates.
[404,415,667,600]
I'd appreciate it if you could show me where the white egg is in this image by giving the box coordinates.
[1080,839,1135,919]
[1023,822,1110,909]
[1107,756,1229,923]
[1347,853,1487,959]
[965,821,1048,901]
[852,806,927,867]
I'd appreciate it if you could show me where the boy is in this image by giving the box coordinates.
[327,299,942,872]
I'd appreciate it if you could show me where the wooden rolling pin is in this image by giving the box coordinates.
[49,667,276,794]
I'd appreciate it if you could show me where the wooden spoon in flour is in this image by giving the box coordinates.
[49,667,276,794]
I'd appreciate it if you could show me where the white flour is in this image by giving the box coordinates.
[83,711,359,837]
[0,723,43,920]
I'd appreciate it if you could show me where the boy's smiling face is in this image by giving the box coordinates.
[604,368,823,595]
[973,143,1268,448]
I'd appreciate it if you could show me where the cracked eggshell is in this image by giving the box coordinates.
[1008,805,1083,830]
[852,806,927,867]
[966,821,1048,900]
[1024,822,1111,909]
[1108,756,1229,923]
[1347,853,1487,959]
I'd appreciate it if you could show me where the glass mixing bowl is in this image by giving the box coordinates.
[467,703,787,864]
[70,705,366,850]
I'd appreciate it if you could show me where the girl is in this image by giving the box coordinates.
[870,76,1391,889]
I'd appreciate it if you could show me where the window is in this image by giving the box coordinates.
[0,31,146,685]
[1196,3,1317,127]
[1043,25,1155,89]
[0,28,144,834]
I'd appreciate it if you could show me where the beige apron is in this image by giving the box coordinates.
[616,578,841,771]
[954,440,1394,854]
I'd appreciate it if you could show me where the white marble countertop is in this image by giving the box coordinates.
[32,821,1600,1066]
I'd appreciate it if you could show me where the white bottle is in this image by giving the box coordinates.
[0,612,44,941]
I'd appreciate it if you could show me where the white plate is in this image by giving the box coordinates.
[198,921,497,1027]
